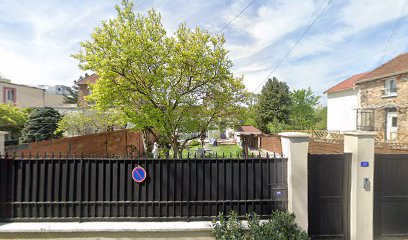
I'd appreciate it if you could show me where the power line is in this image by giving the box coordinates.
[253,0,336,92]
[374,0,408,68]
[216,0,257,34]
[352,1,408,84]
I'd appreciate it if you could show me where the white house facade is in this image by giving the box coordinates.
[324,72,367,132]
[327,89,359,131]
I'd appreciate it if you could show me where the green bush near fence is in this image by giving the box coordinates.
[212,211,309,240]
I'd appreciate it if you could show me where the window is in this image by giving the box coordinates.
[3,87,16,103]
[6,89,14,101]
[384,79,397,96]
[392,117,397,127]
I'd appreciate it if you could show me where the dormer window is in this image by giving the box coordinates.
[383,79,397,97]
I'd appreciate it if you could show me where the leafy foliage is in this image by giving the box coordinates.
[212,211,246,240]
[20,107,62,143]
[0,104,30,143]
[212,211,309,240]
[189,139,200,146]
[247,212,310,240]
[254,79,325,133]
[242,92,258,126]
[255,77,291,133]
[289,88,320,130]
[63,80,79,104]
[314,106,327,130]
[73,0,247,157]
[267,117,290,134]
[57,110,127,136]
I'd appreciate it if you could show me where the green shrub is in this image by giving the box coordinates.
[212,211,246,240]
[212,211,309,240]
[189,139,200,146]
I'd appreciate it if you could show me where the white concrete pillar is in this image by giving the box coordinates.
[0,131,7,156]
[279,132,310,231]
[343,131,376,240]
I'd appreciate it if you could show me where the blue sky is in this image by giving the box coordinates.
[0,0,407,100]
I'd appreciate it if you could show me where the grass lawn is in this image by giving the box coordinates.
[170,144,243,158]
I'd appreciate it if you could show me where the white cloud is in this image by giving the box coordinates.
[0,0,114,85]
[231,0,408,94]
[226,0,319,60]
[0,0,407,101]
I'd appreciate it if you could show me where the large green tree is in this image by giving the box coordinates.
[73,0,246,157]
[255,77,291,133]
[0,104,30,144]
[20,107,62,143]
[289,88,320,130]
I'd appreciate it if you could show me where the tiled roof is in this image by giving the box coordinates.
[77,74,99,85]
[236,125,262,133]
[324,72,368,94]
[357,52,408,82]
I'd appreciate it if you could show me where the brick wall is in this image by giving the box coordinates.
[259,134,408,155]
[77,84,90,108]
[260,135,345,154]
[5,129,145,157]
[259,135,282,153]
[309,140,344,154]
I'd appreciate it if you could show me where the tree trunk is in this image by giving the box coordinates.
[172,136,178,159]
[141,128,152,157]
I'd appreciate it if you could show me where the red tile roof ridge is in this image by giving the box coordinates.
[324,72,368,94]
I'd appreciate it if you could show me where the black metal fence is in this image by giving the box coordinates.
[0,155,287,222]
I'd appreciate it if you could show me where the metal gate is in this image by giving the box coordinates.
[308,153,351,240]
[374,154,408,239]
[0,156,288,221]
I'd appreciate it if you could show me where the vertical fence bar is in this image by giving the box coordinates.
[238,158,242,215]
[216,158,219,216]
[180,159,184,218]
[194,158,198,218]
[223,158,226,215]
[158,159,161,218]
[11,158,16,218]
[187,159,190,220]
[144,158,147,218]
[173,158,176,218]
[78,156,83,221]
[201,158,205,217]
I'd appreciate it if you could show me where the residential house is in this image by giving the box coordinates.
[324,72,367,131]
[1,78,79,145]
[77,73,99,107]
[0,78,65,108]
[325,52,408,141]
[355,53,408,141]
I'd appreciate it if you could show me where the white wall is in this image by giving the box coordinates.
[327,89,358,131]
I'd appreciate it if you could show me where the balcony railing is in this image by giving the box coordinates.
[357,109,375,131]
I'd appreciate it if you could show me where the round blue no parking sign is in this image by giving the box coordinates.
[132,166,147,183]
